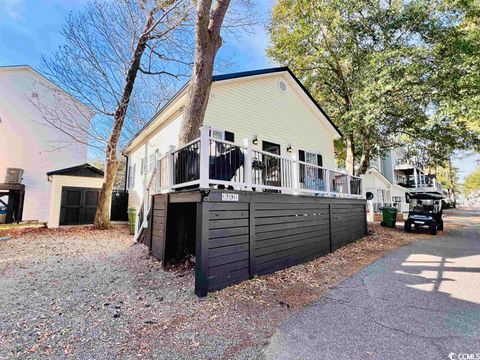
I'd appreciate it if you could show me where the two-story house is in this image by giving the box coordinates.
[0,65,99,227]
[364,147,443,220]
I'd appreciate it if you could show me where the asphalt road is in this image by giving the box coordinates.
[265,208,480,360]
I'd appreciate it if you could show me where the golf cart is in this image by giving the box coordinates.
[404,193,444,235]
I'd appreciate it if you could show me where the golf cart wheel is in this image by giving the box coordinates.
[404,220,413,232]
[429,221,437,235]
[437,220,444,231]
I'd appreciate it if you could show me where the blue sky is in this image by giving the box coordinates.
[0,0,477,181]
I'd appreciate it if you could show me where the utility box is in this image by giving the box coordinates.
[5,168,24,184]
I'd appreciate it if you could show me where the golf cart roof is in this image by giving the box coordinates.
[409,193,444,200]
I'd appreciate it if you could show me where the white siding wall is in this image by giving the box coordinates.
[363,170,390,200]
[47,175,104,228]
[128,113,183,209]
[204,74,336,169]
[0,67,92,222]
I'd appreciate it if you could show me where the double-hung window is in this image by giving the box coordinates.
[128,163,136,189]
[149,153,156,173]
[299,150,324,190]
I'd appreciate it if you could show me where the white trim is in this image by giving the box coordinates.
[149,136,364,200]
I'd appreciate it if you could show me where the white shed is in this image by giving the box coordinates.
[46,164,104,228]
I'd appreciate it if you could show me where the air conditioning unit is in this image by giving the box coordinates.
[5,168,23,184]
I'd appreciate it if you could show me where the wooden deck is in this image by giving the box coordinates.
[147,189,367,297]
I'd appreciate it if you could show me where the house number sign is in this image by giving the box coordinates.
[221,193,239,202]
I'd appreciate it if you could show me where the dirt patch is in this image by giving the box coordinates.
[0,225,132,268]
[0,221,436,359]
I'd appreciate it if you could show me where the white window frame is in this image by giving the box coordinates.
[128,163,136,189]
[149,153,156,173]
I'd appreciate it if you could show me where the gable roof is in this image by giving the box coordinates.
[125,67,342,152]
[366,167,408,193]
[46,163,104,178]
[0,65,95,116]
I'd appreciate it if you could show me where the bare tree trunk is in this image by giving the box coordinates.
[345,133,355,175]
[358,136,371,175]
[94,12,155,229]
[448,156,457,207]
[178,0,231,145]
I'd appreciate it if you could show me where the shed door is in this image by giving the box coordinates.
[60,187,100,225]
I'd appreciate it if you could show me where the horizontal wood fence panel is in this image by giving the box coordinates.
[209,202,249,211]
[255,208,329,218]
[256,223,330,241]
[150,194,168,263]
[207,250,249,268]
[255,229,330,250]
[209,218,250,229]
[209,234,250,249]
[208,259,249,277]
[256,243,330,275]
[209,227,250,239]
[209,210,250,219]
[255,234,330,258]
[255,214,330,226]
[208,243,250,258]
[150,190,368,297]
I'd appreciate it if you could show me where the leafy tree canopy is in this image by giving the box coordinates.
[462,166,480,197]
[267,0,480,174]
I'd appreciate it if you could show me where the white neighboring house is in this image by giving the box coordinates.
[124,67,364,219]
[364,148,444,221]
[0,65,96,224]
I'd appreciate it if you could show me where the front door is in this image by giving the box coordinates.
[60,187,100,225]
[262,141,281,189]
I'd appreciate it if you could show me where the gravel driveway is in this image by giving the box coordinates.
[0,221,433,359]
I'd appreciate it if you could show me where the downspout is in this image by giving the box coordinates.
[123,153,128,192]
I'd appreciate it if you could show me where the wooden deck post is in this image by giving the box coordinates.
[168,145,176,189]
[249,196,256,277]
[244,138,253,191]
[325,169,331,195]
[199,126,210,189]
[292,155,299,194]
[195,201,209,297]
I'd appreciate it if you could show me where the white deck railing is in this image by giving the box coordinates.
[152,126,363,199]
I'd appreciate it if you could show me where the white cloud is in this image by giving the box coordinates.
[0,0,25,19]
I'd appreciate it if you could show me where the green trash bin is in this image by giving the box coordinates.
[127,208,137,235]
[380,206,398,228]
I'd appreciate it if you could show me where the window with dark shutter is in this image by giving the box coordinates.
[317,154,324,180]
[129,163,136,189]
[317,154,323,167]
[298,150,305,162]
[299,150,306,183]
[127,165,132,189]
[224,131,234,142]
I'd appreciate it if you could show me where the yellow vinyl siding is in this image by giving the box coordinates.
[125,71,339,209]
[48,175,104,228]
[203,74,336,168]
